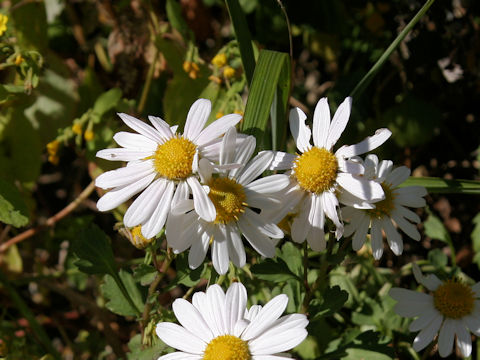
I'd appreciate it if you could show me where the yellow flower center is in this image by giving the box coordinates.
[293,147,338,194]
[433,279,476,319]
[153,137,196,180]
[129,226,151,249]
[208,178,247,224]
[203,335,251,360]
[366,183,396,219]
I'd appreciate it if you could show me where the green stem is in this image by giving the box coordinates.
[137,48,159,114]
[0,270,61,359]
[350,0,436,98]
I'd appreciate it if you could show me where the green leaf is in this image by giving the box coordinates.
[166,0,191,39]
[270,56,291,150]
[428,248,448,269]
[225,0,256,85]
[11,0,48,51]
[309,285,349,321]
[170,253,209,288]
[71,224,117,276]
[424,210,451,245]
[251,258,301,282]
[472,213,480,252]
[344,348,393,360]
[127,334,166,360]
[92,88,123,116]
[133,264,158,286]
[350,0,436,98]
[241,50,290,150]
[278,242,303,277]
[0,178,29,227]
[402,176,480,194]
[102,269,145,317]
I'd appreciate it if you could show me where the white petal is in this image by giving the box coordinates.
[187,177,216,222]
[155,322,205,354]
[306,195,326,251]
[409,306,441,332]
[392,211,421,241]
[377,159,393,179]
[438,319,456,357]
[113,131,158,151]
[335,128,391,158]
[336,173,384,202]
[205,284,228,336]
[96,173,155,211]
[244,174,289,194]
[389,288,432,303]
[370,219,384,259]
[172,298,214,343]
[124,178,167,227]
[337,158,365,175]
[352,214,370,251]
[229,136,256,178]
[243,208,284,239]
[266,151,296,171]
[118,113,163,143]
[238,219,276,258]
[412,264,442,291]
[212,226,230,275]
[188,227,210,269]
[395,187,427,208]
[385,166,410,188]
[250,327,308,355]
[464,314,480,336]
[225,282,248,334]
[184,99,211,140]
[289,107,311,153]
[148,115,173,140]
[381,217,403,255]
[322,192,343,239]
[471,282,480,297]
[158,352,201,360]
[237,151,274,186]
[396,205,421,224]
[242,294,289,341]
[96,148,153,162]
[95,160,154,189]
[394,300,432,317]
[226,225,246,268]
[197,158,213,184]
[412,314,442,351]
[195,114,242,145]
[141,180,175,238]
[312,97,330,148]
[325,97,351,150]
[167,213,197,253]
[172,181,190,208]
[455,320,472,357]
[291,194,312,244]
[219,126,237,166]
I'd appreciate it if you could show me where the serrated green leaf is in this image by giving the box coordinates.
[92,88,122,116]
[278,242,303,277]
[71,224,117,276]
[225,0,255,85]
[241,50,290,150]
[309,285,349,321]
[251,258,301,282]
[0,178,29,227]
[102,269,145,317]
[402,177,480,194]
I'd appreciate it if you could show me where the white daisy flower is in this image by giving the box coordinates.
[265,97,391,251]
[389,263,480,358]
[342,154,427,259]
[95,99,242,238]
[166,127,289,275]
[156,282,308,359]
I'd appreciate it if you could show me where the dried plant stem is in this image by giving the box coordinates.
[0,180,96,253]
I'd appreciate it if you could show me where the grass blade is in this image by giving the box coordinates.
[402,177,480,194]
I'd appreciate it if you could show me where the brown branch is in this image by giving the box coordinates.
[0,180,97,253]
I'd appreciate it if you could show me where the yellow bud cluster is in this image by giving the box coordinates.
[0,14,8,36]
[183,61,200,80]
[46,140,60,165]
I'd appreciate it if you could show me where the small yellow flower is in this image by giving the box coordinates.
[215,112,224,119]
[0,14,8,36]
[14,55,24,66]
[185,62,200,79]
[211,53,227,68]
[84,129,94,141]
[120,226,153,249]
[234,109,244,116]
[223,66,235,79]
[48,154,59,165]
[46,140,59,155]
[182,61,192,73]
[72,123,82,135]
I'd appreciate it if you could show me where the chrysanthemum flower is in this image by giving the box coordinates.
[156,282,308,359]
[166,127,289,274]
[389,264,480,357]
[266,97,391,251]
[342,154,427,259]
[95,99,242,238]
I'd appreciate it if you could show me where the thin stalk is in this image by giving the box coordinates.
[350,0,436,98]
[137,48,159,114]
